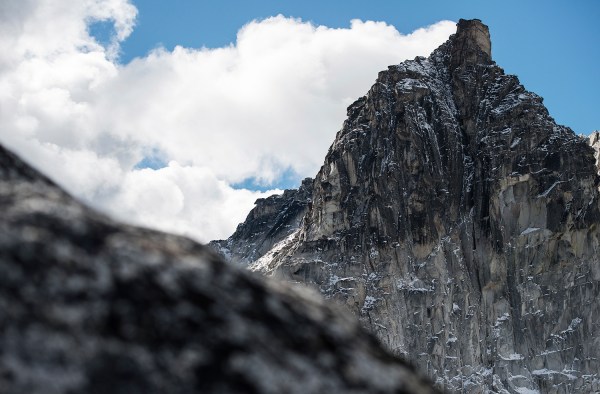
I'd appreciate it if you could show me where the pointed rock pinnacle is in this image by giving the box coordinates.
[450,18,492,69]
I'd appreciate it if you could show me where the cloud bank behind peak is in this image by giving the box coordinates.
[0,0,455,242]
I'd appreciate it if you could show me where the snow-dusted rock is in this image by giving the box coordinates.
[210,177,313,266]
[216,19,600,393]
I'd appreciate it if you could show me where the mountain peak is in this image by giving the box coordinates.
[450,18,492,68]
[214,18,600,393]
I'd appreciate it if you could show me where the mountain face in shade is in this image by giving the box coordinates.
[0,144,437,393]
[214,19,600,393]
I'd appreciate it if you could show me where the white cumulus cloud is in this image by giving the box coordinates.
[0,0,456,242]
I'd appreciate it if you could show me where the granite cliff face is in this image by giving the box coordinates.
[0,144,437,393]
[215,20,600,393]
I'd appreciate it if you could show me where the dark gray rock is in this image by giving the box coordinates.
[0,144,437,394]
[218,19,600,393]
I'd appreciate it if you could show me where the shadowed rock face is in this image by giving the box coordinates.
[0,144,437,393]
[215,19,600,393]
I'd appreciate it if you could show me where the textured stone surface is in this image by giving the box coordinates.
[0,144,438,394]
[217,19,600,393]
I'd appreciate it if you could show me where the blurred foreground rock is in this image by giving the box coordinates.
[0,143,436,394]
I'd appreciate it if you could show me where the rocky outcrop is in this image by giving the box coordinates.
[0,144,437,394]
[210,178,313,265]
[589,131,600,176]
[219,19,600,393]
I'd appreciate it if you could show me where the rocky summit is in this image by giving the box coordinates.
[0,143,437,393]
[214,19,600,393]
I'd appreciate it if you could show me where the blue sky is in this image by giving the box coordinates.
[1,0,598,242]
[120,0,599,136]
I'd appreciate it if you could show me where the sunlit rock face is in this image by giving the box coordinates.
[216,19,600,393]
[0,144,438,394]
[589,131,600,177]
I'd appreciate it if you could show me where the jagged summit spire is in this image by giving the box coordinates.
[450,18,492,69]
